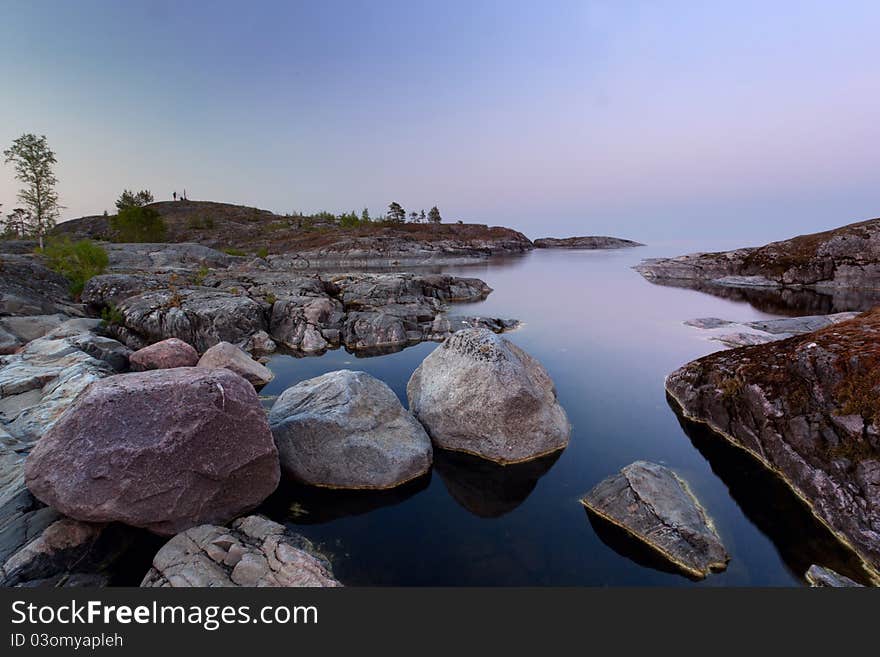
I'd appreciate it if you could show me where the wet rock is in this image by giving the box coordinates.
[129,337,199,371]
[581,461,729,579]
[407,329,570,464]
[197,341,274,386]
[805,564,864,587]
[25,368,280,535]
[270,370,432,489]
[141,515,341,587]
[666,309,880,576]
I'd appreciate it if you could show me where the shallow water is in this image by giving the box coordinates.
[257,244,870,586]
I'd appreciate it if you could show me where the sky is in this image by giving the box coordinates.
[1,0,879,245]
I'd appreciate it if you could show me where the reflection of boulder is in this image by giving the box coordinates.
[260,474,431,525]
[433,449,560,518]
[669,397,873,585]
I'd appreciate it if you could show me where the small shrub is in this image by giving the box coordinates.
[100,303,125,327]
[110,206,167,242]
[256,246,269,259]
[223,247,247,257]
[264,292,277,305]
[192,265,210,286]
[41,237,109,298]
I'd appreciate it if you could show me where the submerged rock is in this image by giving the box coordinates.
[685,312,862,349]
[805,564,864,587]
[197,341,274,387]
[141,515,341,587]
[269,370,432,489]
[581,461,729,579]
[666,308,880,578]
[25,368,280,535]
[129,337,199,371]
[407,329,570,464]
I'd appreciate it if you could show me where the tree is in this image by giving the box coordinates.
[427,206,442,224]
[3,134,61,249]
[361,207,371,223]
[110,206,167,242]
[419,209,426,223]
[387,202,406,223]
[1,208,31,239]
[115,189,154,211]
[409,211,418,223]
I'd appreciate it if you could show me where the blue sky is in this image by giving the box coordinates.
[1,0,878,244]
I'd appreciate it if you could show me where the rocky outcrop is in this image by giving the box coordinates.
[25,368,280,535]
[197,341,273,387]
[0,254,82,317]
[269,370,432,489]
[581,461,729,579]
[666,309,880,579]
[87,269,515,356]
[407,329,571,464]
[534,236,643,249]
[101,243,233,272]
[141,515,340,587]
[684,312,860,348]
[0,314,69,355]
[635,216,880,291]
[129,337,199,371]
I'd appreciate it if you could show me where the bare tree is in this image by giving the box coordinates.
[3,134,61,249]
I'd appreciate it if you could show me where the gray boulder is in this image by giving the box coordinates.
[129,337,199,371]
[25,368,280,535]
[269,370,432,489]
[141,515,341,587]
[407,329,570,464]
[581,461,729,579]
[197,341,274,387]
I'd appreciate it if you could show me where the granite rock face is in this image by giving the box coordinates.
[129,337,199,371]
[25,368,280,535]
[407,329,571,464]
[581,461,729,579]
[666,309,880,578]
[141,515,341,587]
[635,216,880,291]
[197,341,274,387]
[270,370,432,489]
[0,254,82,317]
[534,236,643,249]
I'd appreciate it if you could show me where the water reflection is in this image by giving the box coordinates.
[433,449,561,518]
[668,396,874,585]
[260,474,432,525]
[641,278,880,315]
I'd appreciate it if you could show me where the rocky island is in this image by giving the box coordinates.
[534,236,643,249]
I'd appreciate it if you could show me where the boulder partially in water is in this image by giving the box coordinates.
[129,337,198,371]
[406,329,570,464]
[141,515,341,587]
[269,370,432,489]
[25,368,280,535]
[581,461,729,579]
[197,341,273,387]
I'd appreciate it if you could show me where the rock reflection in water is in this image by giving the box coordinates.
[668,397,874,585]
[433,449,561,518]
[260,473,431,525]
[642,278,880,315]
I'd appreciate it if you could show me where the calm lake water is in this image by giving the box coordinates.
[257,243,870,586]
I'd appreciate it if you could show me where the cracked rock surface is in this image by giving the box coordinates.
[141,515,341,587]
[581,461,729,579]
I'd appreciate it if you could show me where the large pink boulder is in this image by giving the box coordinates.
[129,338,198,371]
[25,368,280,535]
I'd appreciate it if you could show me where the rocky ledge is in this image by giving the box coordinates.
[635,216,880,291]
[534,236,643,249]
[83,264,517,355]
[666,309,880,580]
[684,312,860,348]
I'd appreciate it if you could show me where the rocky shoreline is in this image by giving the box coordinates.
[534,236,643,249]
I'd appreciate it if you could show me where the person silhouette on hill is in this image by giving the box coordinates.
[173,191,177,201]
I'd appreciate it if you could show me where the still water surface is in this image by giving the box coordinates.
[258,243,869,586]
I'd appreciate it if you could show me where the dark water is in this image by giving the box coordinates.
[258,244,871,586]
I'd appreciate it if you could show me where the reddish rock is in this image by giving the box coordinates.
[25,368,280,535]
[129,337,198,371]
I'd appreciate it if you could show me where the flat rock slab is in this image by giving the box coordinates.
[581,461,729,579]
[25,368,280,535]
[805,565,864,587]
[269,370,432,489]
[141,515,341,587]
